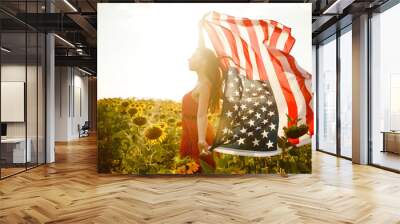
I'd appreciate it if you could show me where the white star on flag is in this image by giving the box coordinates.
[267,140,274,148]
[269,123,276,130]
[252,138,260,146]
[248,120,255,127]
[261,130,269,138]
[237,138,245,145]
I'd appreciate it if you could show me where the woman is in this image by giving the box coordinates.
[180,47,224,169]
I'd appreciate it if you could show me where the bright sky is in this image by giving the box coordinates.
[98,3,311,101]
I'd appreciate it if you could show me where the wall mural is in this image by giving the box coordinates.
[97,3,313,175]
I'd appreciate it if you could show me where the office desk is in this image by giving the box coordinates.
[1,138,32,164]
[381,131,400,154]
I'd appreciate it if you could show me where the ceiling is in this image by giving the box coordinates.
[0,0,392,75]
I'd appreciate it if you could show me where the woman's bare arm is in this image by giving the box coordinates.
[197,81,211,153]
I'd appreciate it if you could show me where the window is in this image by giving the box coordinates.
[317,35,337,154]
[339,27,352,158]
[370,3,400,171]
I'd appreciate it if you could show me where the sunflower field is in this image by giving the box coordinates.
[97,98,312,175]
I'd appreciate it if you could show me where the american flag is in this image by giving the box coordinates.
[200,11,313,151]
[212,67,279,152]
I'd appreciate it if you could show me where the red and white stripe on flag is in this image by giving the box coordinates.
[200,11,314,146]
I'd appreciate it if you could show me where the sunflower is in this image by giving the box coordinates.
[167,118,176,124]
[152,114,160,120]
[176,121,182,127]
[144,125,166,144]
[186,161,200,174]
[133,116,147,126]
[158,122,167,129]
[128,107,138,116]
[121,101,130,108]
[120,109,127,115]
[175,165,186,174]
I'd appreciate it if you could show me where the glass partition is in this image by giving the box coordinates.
[371,3,400,171]
[38,32,46,165]
[27,30,38,169]
[339,27,352,158]
[1,31,28,177]
[317,35,337,154]
[0,1,46,179]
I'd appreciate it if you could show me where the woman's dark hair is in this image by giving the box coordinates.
[195,47,225,114]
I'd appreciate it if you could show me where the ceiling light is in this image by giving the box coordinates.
[323,0,355,15]
[1,47,11,53]
[54,34,75,48]
[76,48,85,55]
[78,67,92,76]
[63,0,78,12]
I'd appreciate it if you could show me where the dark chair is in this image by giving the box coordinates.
[79,121,90,138]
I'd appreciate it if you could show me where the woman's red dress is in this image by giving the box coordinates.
[180,91,216,168]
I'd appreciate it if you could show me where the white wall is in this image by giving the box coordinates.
[55,67,89,141]
[71,72,89,138]
[55,66,70,141]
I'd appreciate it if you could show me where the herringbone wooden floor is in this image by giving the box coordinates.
[1,136,400,224]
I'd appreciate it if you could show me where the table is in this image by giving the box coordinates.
[1,138,32,164]
[381,131,400,154]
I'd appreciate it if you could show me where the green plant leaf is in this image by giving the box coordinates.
[200,159,214,174]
